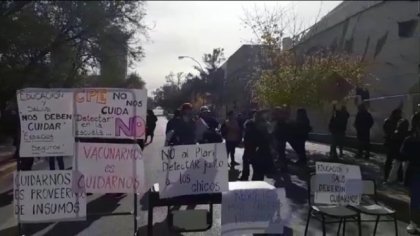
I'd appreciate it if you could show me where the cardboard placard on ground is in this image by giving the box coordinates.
[158,143,229,198]
[222,187,290,236]
[17,89,74,157]
[74,88,147,139]
[13,170,86,223]
[314,162,362,205]
[74,142,145,193]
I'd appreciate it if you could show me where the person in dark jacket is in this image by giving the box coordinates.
[196,106,222,144]
[221,111,242,166]
[166,109,181,134]
[166,103,196,146]
[145,109,158,144]
[251,110,272,180]
[273,105,292,172]
[2,102,34,171]
[239,110,257,181]
[354,103,374,159]
[290,108,312,165]
[329,105,350,159]
[400,112,420,234]
[383,108,403,180]
[386,118,409,183]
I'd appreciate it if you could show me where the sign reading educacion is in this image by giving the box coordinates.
[17,89,74,157]
[158,143,229,198]
[14,170,86,223]
[74,88,147,139]
[74,142,145,193]
[314,162,362,205]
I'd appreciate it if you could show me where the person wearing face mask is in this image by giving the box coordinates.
[166,103,196,146]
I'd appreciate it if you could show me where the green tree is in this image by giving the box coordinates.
[0,1,149,108]
[242,5,368,108]
[153,48,226,112]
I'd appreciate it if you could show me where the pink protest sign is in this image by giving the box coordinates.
[74,88,147,139]
[74,142,145,194]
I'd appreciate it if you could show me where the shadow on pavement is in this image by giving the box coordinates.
[0,189,13,208]
[41,194,127,236]
[0,223,53,236]
[136,219,183,236]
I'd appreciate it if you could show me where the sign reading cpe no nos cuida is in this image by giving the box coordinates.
[74,88,147,139]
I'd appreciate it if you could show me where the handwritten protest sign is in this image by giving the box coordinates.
[158,143,228,198]
[74,142,145,193]
[74,88,147,139]
[17,89,74,157]
[314,162,362,205]
[222,185,290,236]
[13,170,86,223]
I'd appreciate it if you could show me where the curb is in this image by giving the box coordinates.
[308,133,386,154]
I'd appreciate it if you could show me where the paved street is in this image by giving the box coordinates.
[0,117,413,235]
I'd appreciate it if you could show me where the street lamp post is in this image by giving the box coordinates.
[178,56,205,73]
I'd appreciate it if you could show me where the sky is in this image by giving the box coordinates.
[131,1,343,95]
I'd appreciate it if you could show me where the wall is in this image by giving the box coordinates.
[293,0,420,141]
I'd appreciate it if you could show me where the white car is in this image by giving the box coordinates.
[153,106,164,116]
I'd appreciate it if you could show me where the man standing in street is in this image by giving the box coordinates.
[221,111,242,166]
[329,104,350,159]
[239,110,257,180]
[166,103,196,146]
[354,103,374,159]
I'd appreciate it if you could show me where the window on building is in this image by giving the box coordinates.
[398,19,418,38]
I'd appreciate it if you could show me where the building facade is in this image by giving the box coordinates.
[292,0,420,141]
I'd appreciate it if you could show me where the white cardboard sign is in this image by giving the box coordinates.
[314,162,362,205]
[17,89,74,157]
[158,143,229,198]
[13,170,86,223]
[74,88,147,139]
[222,188,290,236]
[74,142,145,193]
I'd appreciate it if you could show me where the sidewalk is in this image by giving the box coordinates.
[301,142,410,222]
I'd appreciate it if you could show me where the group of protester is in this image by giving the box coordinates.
[164,102,313,181]
[382,108,420,233]
[329,103,374,160]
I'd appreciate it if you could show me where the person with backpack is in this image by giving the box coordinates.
[400,112,420,234]
[383,108,403,180]
[221,111,242,166]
